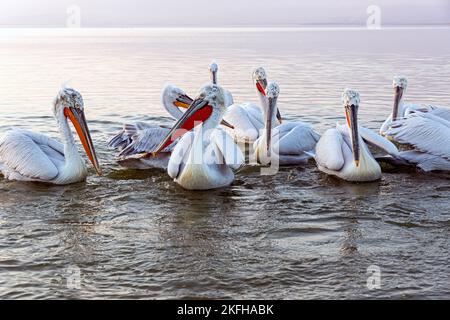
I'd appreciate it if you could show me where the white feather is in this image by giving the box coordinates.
[315,128,345,171]
[167,131,194,179]
[398,150,450,172]
[386,112,450,160]
[223,103,265,142]
[253,121,319,165]
[0,129,63,181]
[315,124,382,182]
[210,129,244,170]
[353,125,399,156]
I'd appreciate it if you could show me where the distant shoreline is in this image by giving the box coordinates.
[0,23,449,29]
[0,25,449,38]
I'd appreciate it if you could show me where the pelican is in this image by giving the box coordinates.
[253,82,320,165]
[209,61,234,107]
[152,84,244,190]
[379,76,450,171]
[380,76,450,136]
[385,111,450,172]
[223,67,282,143]
[0,88,102,184]
[108,85,193,169]
[109,64,234,169]
[315,89,399,182]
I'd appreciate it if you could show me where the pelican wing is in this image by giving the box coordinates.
[315,128,345,171]
[398,150,450,172]
[223,103,263,141]
[110,123,176,158]
[108,122,158,150]
[167,131,194,179]
[358,125,399,156]
[379,114,392,135]
[380,103,425,135]
[0,129,64,180]
[224,89,234,107]
[210,129,244,170]
[274,122,320,155]
[427,106,450,122]
[386,112,450,160]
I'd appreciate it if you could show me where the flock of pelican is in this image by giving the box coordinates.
[0,62,449,190]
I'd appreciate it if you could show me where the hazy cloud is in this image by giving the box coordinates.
[0,0,449,27]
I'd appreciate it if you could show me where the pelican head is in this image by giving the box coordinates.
[54,87,102,175]
[209,61,219,85]
[161,84,193,114]
[264,82,280,156]
[342,89,361,167]
[392,76,408,121]
[197,84,226,110]
[153,84,226,156]
[253,67,282,123]
[252,67,268,97]
[161,84,233,129]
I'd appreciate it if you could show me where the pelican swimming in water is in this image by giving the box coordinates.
[0,88,102,184]
[380,76,450,136]
[380,76,450,171]
[315,89,399,182]
[108,85,194,169]
[152,84,244,190]
[223,67,282,143]
[253,82,320,165]
[109,63,234,169]
[385,113,450,171]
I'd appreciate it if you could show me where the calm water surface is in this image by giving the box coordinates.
[0,28,449,299]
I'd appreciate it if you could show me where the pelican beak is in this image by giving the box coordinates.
[266,96,277,157]
[152,98,212,157]
[173,93,232,129]
[256,79,268,96]
[256,79,281,124]
[64,107,102,175]
[210,69,218,85]
[392,86,404,121]
[220,119,234,129]
[276,108,283,124]
[345,104,360,167]
[173,94,193,109]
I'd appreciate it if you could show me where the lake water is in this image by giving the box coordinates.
[0,27,449,299]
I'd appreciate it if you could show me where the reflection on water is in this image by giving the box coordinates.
[0,28,450,299]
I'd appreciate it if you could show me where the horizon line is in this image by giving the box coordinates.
[0,22,449,29]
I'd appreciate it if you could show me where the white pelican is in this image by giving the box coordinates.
[253,82,320,165]
[315,89,399,182]
[152,84,244,190]
[378,76,450,171]
[109,65,234,169]
[0,88,102,184]
[380,76,450,136]
[385,111,450,172]
[223,67,282,143]
[108,85,193,169]
[209,61,234,107]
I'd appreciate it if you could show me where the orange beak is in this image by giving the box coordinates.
[173,100,190,109]
[173,94,193,109]
[64,107,102,175]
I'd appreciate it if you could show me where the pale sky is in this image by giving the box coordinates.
[0,0,449,27]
